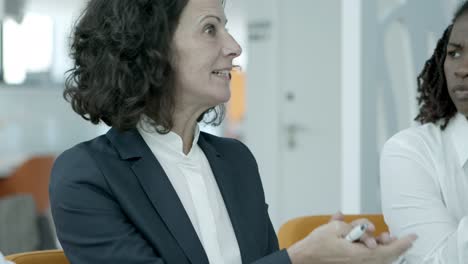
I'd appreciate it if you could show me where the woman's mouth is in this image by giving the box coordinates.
[453,85,468,100]
[212,70,231,80]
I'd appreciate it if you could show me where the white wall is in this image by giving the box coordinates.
[25,0,85,17]
[244,0,462,228]
[0,0,103,158]
[245,0,342,229]
[0,86,108,156]
[244,0,282,229]
[224,0,247,69]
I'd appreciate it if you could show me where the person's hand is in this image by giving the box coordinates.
[329,212,395,248]
[286,214,417,264]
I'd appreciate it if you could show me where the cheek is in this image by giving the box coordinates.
[444,61,453,85]
[182,52,212,74]
[176,57,206,82]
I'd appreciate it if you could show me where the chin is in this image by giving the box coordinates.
[460,108,468,117]
[209,96,230,106]
[201,93,230,109]
[219,93,231,103]
[210,87,231,104]
[454,102,468,117]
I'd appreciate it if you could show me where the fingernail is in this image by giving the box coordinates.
[369,239,377,248]
[382,233,390,241]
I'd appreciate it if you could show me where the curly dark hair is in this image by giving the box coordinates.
[64,0,225,133]
[415,1,468,129]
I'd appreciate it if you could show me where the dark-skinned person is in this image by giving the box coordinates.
[381,1,468,263]
[50,0,417,263]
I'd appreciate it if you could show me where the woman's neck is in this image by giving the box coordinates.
[172,108,205,155]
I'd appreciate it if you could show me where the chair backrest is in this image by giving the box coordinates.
[277,214,389,249]
[0,155,55,213]
[5,250,69,264]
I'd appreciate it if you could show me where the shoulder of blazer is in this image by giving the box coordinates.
[58,133,120,165]
[199,132,256,160]
[49,134,120,204]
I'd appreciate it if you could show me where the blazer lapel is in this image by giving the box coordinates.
[198,134,250,263]
[106,128,209,264]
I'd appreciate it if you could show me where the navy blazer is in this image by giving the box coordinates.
[49,127,291,264]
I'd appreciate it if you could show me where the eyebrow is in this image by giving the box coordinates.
[448,42,463,48]
[200,15,228,25]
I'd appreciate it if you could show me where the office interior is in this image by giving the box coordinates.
[0,0,460,255]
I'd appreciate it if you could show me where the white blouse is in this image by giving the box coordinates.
[137,122,242,264]
[380,113,468,264]
[0,252,13,264]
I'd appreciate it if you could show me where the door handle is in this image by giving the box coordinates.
[285,124,308,149]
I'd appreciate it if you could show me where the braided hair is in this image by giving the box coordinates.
[415,1,468,129]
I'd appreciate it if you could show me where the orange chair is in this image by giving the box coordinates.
[278,214,389,249]
[5,250,69,264]
[0,155,55,213]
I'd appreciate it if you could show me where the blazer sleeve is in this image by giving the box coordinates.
[49,146,165,264]
[251,212,291,264]
[231,139,291,264]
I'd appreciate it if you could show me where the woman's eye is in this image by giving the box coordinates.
[448,50,461,58]
[204,24,216,36]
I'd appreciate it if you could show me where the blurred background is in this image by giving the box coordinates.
[0,0,462,255]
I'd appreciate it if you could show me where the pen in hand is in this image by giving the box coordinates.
[345,223,368,242]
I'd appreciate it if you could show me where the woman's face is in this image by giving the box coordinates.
[171,0,242,111]
[445,13,468,116]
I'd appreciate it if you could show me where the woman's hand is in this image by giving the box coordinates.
[329,212,395,248]
[286,213,417,264]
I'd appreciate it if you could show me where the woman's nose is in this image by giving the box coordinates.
[222,34,242,58]
[455,58,468,79]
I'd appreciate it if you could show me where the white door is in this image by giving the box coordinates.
[246,0,342,229]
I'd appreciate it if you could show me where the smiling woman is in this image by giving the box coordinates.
[49,0,416,263]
